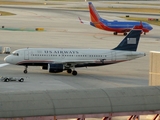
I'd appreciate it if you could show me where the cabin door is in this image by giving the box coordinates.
[24,50,29,60]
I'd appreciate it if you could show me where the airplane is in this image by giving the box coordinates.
[79,2,153,36]
[4,30,145,76]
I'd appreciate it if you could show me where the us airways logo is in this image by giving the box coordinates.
[127,38,137,44]
[44,50,79,54]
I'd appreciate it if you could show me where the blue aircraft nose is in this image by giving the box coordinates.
[148,24,153,31]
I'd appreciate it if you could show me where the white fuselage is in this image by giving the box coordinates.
[4,48,145,67]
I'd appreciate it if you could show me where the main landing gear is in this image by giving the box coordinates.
[23,66,28,74]
[113,32,127,36]
[113,32,117,35]
[67,68,77,76]
[72,70,77,76]
[123,32,127,36]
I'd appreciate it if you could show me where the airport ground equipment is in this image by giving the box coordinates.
[35,28,44,31]
[0,76,24,82]
[3,47,11,54]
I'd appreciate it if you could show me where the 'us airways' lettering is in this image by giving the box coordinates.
[44,50,79,54]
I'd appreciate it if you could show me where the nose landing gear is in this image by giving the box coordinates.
[123,32,127,36]
[24,66,28,74]
[113,32,117,35]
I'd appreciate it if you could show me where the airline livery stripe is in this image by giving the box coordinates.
[17,60,54,65]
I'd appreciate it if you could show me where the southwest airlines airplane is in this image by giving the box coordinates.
[79,2,153,36]
[4,30,145,76]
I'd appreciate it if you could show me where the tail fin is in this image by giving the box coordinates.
[88,2,101,23]
[113,30,142,51]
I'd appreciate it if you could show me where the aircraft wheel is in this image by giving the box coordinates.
[144,32,146,35]
[72,70,77,76]
[24,70,27,74]
[124,32,127,36]
[4,78,9,82]
[113,32,117,35]
[67,69,72,73]
[19,78,24,82]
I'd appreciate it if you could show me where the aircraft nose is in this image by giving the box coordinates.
[149,25,153,30]
[4,55,11,63]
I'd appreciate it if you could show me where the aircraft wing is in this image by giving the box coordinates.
[0,63,10,68]
[78,17,90,25]
[53,59,107,66]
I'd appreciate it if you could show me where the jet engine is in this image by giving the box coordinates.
[48,64,63,73]
[41,65,48,70]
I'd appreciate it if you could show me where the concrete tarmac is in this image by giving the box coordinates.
[0,2,159,93]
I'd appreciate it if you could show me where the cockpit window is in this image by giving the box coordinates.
[12,53,19,56]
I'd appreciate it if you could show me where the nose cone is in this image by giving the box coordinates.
[4,55,11,63]
[148,25,153,31]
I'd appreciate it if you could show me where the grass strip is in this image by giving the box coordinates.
[0,11,15,16]
[121,16,160,26]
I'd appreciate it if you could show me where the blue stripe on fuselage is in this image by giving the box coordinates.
[101,20,153,30]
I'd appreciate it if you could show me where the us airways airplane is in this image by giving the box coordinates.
[79,2,153,36]
[4,30,145,76]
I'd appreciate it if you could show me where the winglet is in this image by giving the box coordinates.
[78,17,83,23]
[133,21,143,30]
[113,30,142,51]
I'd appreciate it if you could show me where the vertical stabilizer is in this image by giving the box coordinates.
[89,2,101,23]
[113,30,142,51]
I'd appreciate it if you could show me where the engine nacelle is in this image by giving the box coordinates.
[48,64,63,73]
[41,65,48,70]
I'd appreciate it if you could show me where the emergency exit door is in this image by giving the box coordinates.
[24,50,29,60]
